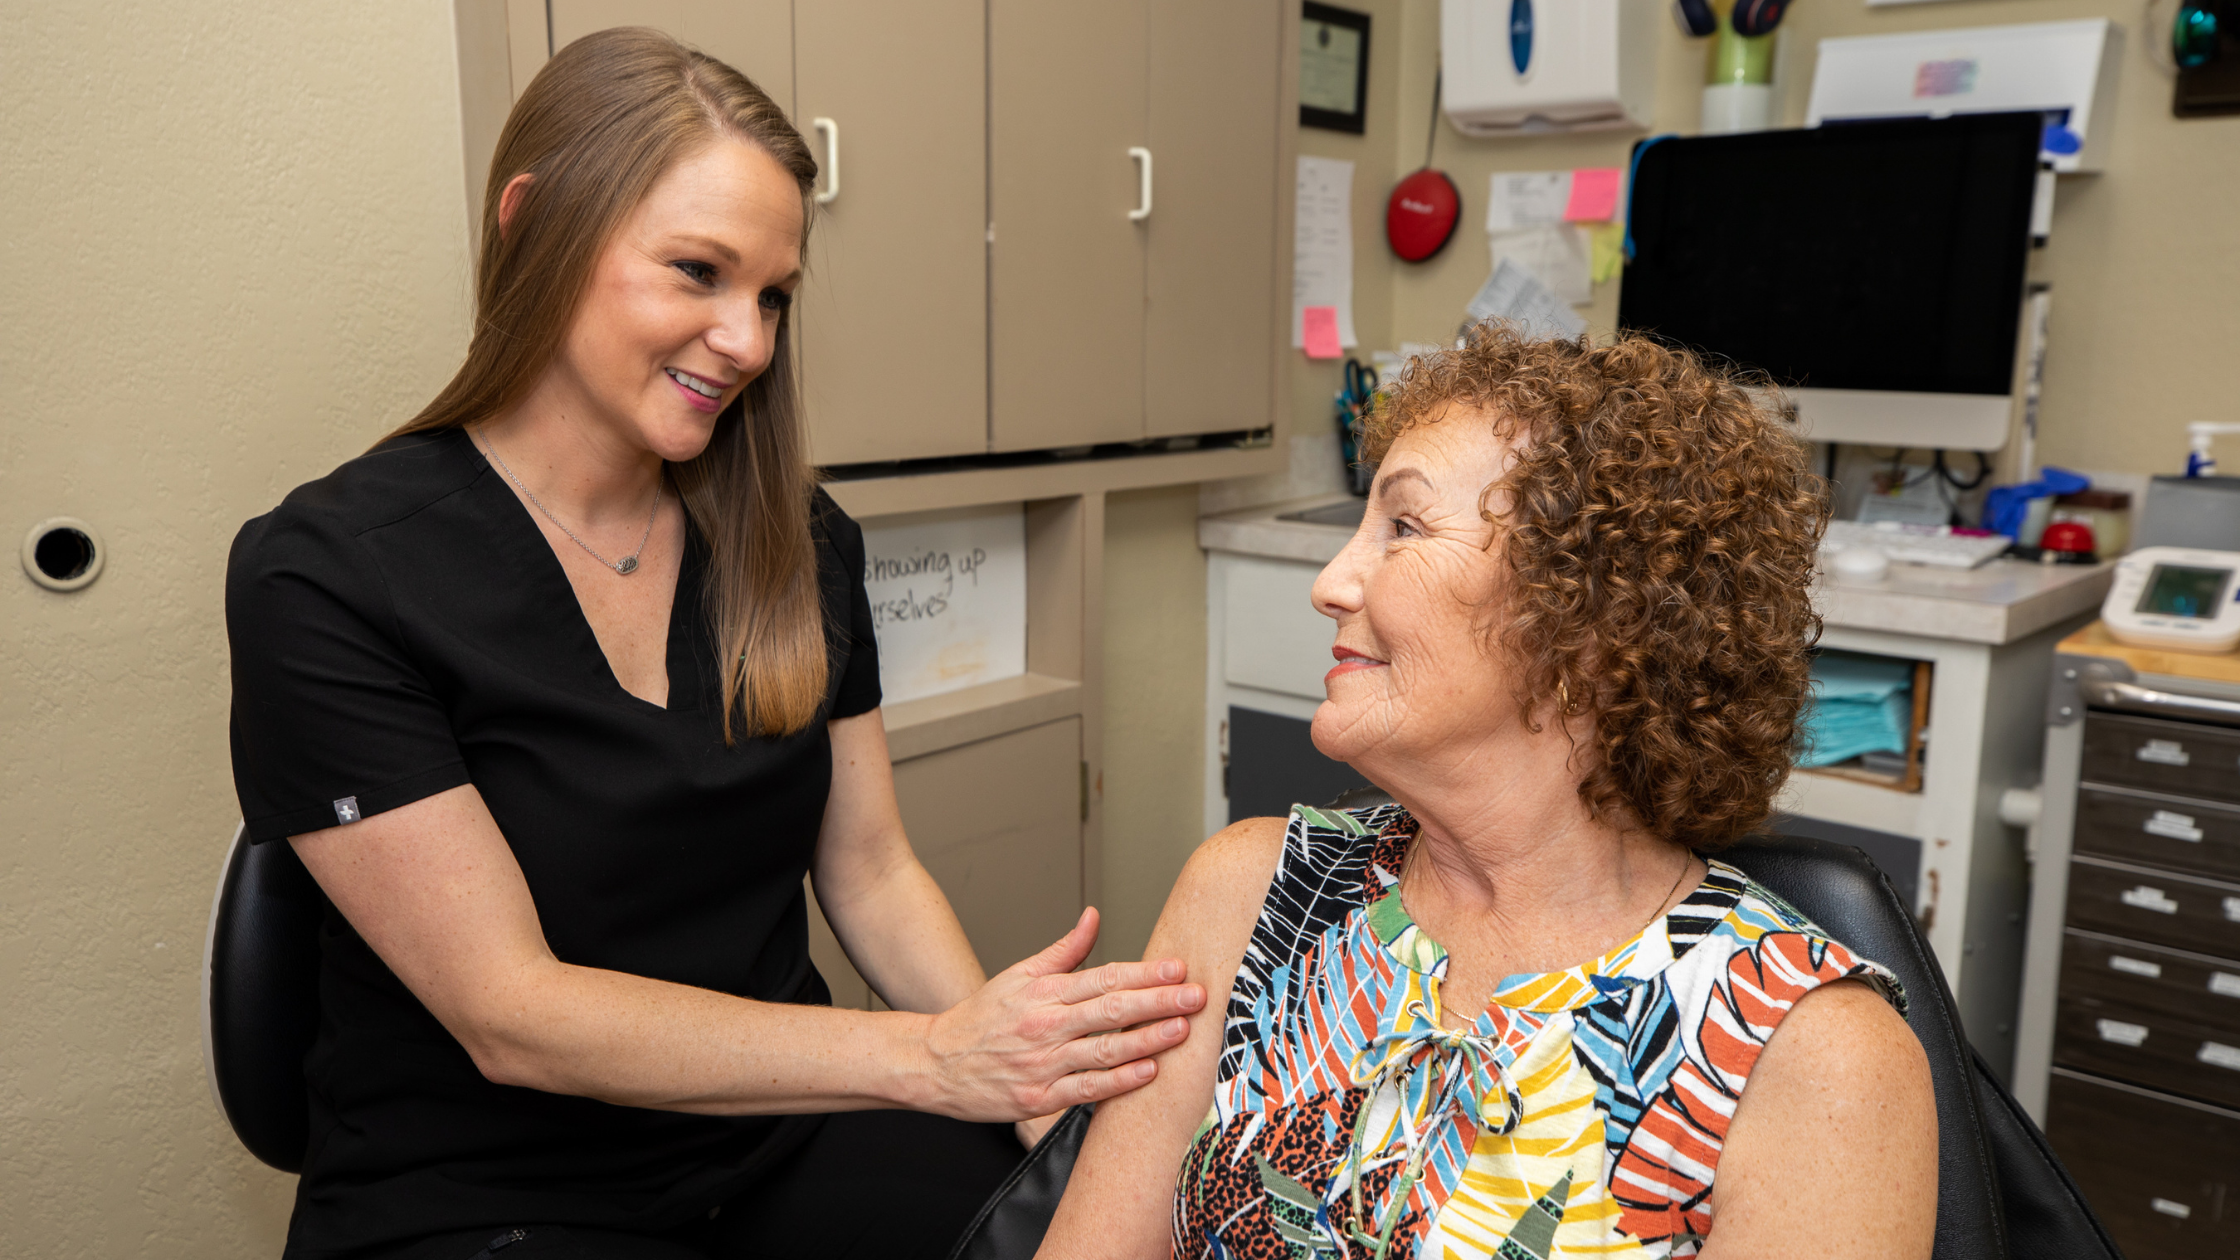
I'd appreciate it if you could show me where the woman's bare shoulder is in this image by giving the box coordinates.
[1153,815,1288,957]
[1187,814,1289,884]
[1703,979,1937,1259]
[1133,815,1289,1001]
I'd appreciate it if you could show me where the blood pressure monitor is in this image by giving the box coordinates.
[2103,546,2240,653]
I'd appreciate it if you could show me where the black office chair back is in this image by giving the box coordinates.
[950,804,2125,1260]
[200,823,322,1173]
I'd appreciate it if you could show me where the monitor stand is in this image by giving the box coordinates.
[1788,387,2012,452]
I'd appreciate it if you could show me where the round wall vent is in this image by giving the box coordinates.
[22,517,104,592]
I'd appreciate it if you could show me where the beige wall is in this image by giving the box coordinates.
[1096,487,1211,960]
[1,2,474,1255]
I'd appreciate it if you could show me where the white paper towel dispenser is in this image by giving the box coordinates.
[1440,0,1657,136]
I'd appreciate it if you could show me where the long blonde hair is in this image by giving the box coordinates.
[387,26,826,742]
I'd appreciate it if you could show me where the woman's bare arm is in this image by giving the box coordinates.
[1034,816,1289,1260]
[288,732,1206,1120]
[810,710,985,1014]
[1698,979,1938,1260]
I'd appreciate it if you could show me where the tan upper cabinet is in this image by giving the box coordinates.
[1143,0,1283,441]
[987,0,1152,454]
[795,1,988,467]
[990,0,1285,453]
[495,0,1286,464]
[545,1,793,107]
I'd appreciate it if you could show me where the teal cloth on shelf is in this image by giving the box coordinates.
[1798,653,1914,768]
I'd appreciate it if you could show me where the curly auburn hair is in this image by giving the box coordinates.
[1361,324,1828,851]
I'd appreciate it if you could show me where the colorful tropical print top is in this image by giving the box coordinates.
[1172,802,1904,1260]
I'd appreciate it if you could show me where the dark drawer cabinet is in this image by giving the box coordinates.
[2075,784,2240,882]
[2083,712,2240,799]
[2045,1070,2239,1260]
[2059,929,2240,1034]
[2065,855,2240,959]
[2054,992,2240,1109]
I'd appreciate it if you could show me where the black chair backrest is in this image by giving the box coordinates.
[1718,831,2008,1260]
[1720,830,2122,1260]
[201,824,321,1173]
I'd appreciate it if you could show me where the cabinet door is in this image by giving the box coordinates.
[808,718,1083,1008]
[546,1,793,108]
[796,1,987,466]
[896,718,1085,975]
[1143,0,1283,440]
[988,0,1148,453]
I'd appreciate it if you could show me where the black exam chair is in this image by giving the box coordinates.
[947,794,2126,1260]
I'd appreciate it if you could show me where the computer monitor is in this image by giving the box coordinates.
[1617,113,2043,451]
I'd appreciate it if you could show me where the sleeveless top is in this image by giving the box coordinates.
[1172,803,1905,1260]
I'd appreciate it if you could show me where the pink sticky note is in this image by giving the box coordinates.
[1564,168,1622,222]
[1302,305,1342,359]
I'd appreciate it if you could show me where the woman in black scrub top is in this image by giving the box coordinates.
[224,28,1205,1260]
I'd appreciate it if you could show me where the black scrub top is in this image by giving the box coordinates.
[225,427,881,1257]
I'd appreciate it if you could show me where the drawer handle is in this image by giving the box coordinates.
[2136,738,2191,767]
[2215,971,2240,998]
[2151,1198,2194,1220]
[2227,896,2240,923]
[2200,1041,2240,1071]
[2109,955,2163,978]
[2097,1018,2149,1046]
[2144,809,2204,842]
[2084,676,2240,727]
[2120,885,2180,914]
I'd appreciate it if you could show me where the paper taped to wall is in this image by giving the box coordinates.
[1467,257,1588,342]
[1486,171,1570,231]
[859,504,1027,705]
[1491,224,1592,306]
[1293,155,1358,350]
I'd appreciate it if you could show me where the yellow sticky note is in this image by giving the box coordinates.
[1589,223,1625,286]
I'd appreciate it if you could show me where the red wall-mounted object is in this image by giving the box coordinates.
[1386,168,1461,262]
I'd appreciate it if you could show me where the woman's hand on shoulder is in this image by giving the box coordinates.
[1032,814,1291,1260]
[917,905,1207,1122]
[1701,977,1938,1260]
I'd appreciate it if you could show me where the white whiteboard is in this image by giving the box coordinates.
[858,504,1027,705]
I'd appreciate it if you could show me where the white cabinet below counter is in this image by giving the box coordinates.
[1200,499,1364,838]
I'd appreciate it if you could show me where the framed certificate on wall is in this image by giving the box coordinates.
[1300,2,1370,134]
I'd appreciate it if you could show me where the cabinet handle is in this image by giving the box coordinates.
[1128,146,1152,222]
[2080,677,2240,728]
[812,117,839,205]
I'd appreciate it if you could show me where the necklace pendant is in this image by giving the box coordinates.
[615,555,639,575]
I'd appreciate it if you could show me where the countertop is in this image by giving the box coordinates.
[2057,620,2240,686]
[1201,494,2115,648]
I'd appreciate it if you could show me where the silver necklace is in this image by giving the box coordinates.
[477,429,660,576]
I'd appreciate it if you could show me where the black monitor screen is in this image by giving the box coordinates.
[1617,113,2042,396]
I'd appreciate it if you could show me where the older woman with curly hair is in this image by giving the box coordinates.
[1035,327,1937,1260]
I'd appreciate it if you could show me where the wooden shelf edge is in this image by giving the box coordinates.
[825,442,1284,518]
[882,672,1084,762]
